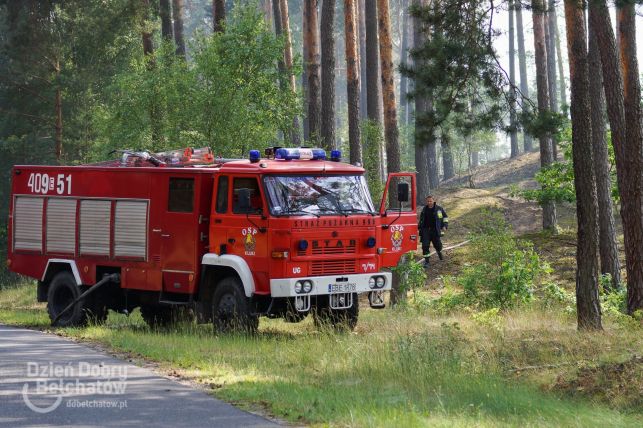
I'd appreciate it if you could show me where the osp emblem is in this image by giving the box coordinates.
[242,227,257,255]
[390,225,404,251]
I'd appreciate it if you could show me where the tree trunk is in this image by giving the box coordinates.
[365,0,383,123]
[399,0,410,126]
[441,130,455,180]
[515,2,533,152]
[54,85,62,162]
[532,0,557,231]
[278,0,301,146]
[142,0,154,57]
[377,0,401,183]
[588,18,622,291]
[470,150,479,168]
[304,0,321,141]
[589,1,643,315]
[160,0,173,41]
[616,4,643,314]
[358,0,368,120]
[412,0,427,202]
[563,0,602,331]
[554,8,567,108]
[344,0,362,164]
[213,0,225,33]
[546,0,559,113]
[546,0,558,160]
[172,0,186,56]
[509,0,519,158]
[320,0,336,151]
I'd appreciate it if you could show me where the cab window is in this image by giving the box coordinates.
[233,177,263,214]
[216,176,228,213]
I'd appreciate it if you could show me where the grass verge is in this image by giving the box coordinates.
[1,283,642,427]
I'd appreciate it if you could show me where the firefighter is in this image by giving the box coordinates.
[418,195,448,267]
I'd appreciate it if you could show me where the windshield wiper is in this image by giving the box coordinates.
[317,207,347,217]
[280,209,320,218]
[342,208,377,216]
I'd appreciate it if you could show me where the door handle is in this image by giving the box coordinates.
[161,234,171,238]
[152,229,162,233]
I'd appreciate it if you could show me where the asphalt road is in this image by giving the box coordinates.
[0,325,278,427]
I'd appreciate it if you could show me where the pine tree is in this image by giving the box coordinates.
[616,2,643,313]
[563,0,602,330]
[377,0,401,183]
[589,0,643,314]
[172,0,186,56]
[588,17,622,291]
[532,0,557,231]
[303,0,321,141]
[345,0,362,164]
[515,1,533,151]
[160,0,173,41]
[213,0,225,33]
[320,0,337,151]
[508,0,519,158]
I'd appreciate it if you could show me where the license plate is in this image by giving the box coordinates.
[328,283,356,293]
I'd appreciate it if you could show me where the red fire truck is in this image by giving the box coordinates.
[7,147,417,331]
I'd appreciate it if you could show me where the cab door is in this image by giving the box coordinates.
[210,175,269,291]
[378,173,418,267]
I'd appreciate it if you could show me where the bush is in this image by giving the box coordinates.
[458,211,548,309]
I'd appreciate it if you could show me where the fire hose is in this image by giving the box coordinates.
[52,273,120,326]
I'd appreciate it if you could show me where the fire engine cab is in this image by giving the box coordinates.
[7,147,417,331]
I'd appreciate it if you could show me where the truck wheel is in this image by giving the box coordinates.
[211,277,258,334]
[313,294,359,331]
[47,272,87,327]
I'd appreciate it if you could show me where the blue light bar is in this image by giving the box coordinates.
[330,150,341,162]
[249,150,261,163]
[275,148,327,161]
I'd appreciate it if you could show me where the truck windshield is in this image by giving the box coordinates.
[263,175,375,216]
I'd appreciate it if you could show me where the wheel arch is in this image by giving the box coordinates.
[39,260,82,302]
[200,254,255,298]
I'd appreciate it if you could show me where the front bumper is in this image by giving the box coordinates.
[270,272,392,298]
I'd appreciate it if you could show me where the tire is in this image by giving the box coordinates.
[313,294,359,331]
[47,272,87,327]
[211,277,258,334]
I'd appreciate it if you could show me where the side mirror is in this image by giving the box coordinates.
[397,182,409,203]
[237,188,252,213]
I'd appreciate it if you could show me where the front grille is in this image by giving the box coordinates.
[311,259,357,276]
[312,243,356,255]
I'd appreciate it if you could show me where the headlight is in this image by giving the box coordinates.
[369,277,376,289]
[294,281,303,294]
[376,276,385,288]
[302,280,313,293]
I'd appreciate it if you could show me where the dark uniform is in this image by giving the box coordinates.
[418,203,448,264]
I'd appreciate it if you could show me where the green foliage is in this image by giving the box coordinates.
[515,126,619,205]
[360,120,384,202]
[403,1,504,138]
[471,307,503,331]
[94,4,301,158]
[458,211,548,309]
[519,108,568,141]
[391,252,427,300]
[539,282,575,308]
